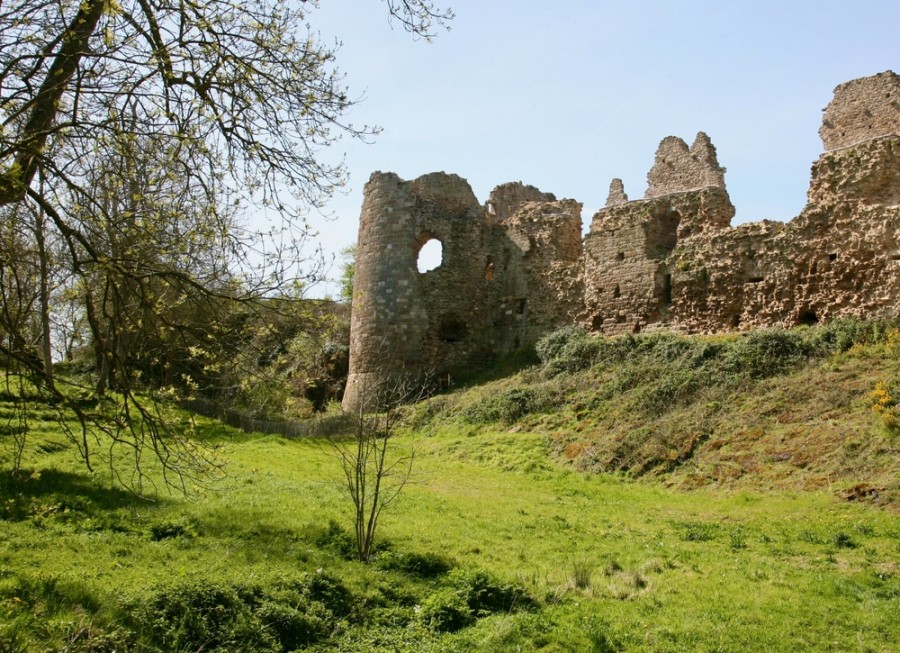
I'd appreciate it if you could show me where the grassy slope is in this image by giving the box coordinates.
[0,331,898,652]
[446,328,900,501]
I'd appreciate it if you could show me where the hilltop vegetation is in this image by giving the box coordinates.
[435,319,900,500]
[0,320,898,651]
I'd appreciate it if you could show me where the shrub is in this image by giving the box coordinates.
[831,531,858,549]
[254,599,331,650]
[418,588,473,633]
[462,388,544,425]
[535,323,880,391]
[535,326,589,365]
[293,571,355,619]
[420,568,535,633]
[807,318,896,354]
[132,573,355,651]
[871,380,900,434]
[134,581,276,652]
[450,568,534,616]
[721,329,811,379]
[377,550,455,578]
[536,326,608,375]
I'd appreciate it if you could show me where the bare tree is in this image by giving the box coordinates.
[334,371,429,562]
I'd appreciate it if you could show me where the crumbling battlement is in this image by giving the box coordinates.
[343,71,900,411]
[485,181,556,223]
[645,132,729,199]
[820,71,900,151]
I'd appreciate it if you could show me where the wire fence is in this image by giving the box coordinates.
[179,397,355,438]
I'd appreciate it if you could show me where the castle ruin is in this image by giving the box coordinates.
[342,71,900,411]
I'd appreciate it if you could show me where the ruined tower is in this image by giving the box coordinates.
[343,71,900,411]
[342,175,584,412]
[582,131,736,334]
[342,172,489,411]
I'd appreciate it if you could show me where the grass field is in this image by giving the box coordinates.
[1,324,898,651]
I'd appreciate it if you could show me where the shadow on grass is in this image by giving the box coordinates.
[0,467,162,523]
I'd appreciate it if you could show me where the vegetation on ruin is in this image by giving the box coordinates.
[1,320,898,651]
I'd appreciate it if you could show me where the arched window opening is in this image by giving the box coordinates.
[417,238,443,273]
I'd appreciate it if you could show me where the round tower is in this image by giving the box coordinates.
[342,171,489,412]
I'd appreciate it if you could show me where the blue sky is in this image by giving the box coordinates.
[302,0,898,295]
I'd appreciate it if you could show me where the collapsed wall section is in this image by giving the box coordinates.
[493,199,585,347]
[584,187,735,334]
[485,182,556,223]
[583,132,736,334]
[645,132,729,199]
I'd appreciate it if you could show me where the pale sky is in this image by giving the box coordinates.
[299,0,899,296]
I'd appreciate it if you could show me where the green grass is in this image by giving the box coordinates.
[0,322,898,651]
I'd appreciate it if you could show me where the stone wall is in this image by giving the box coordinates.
[343,71,900,410]
[485,182,556,223]
[820,71,900,151]
[497,199,584,345]
[645,132,728,198]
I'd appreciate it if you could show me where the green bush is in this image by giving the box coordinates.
[293,571,355,619]
[448,568,534,616]
[806,317,896,354]
[376,550,455,578]
[462,388,544,425]
[536,326,610,375]
[535,326,589,365]
[418,587,473,632]
[420,568,535,633]
[721,329,811,379]
[254,599,332,651]
[135,581,275,652]
[132,573,355,651]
